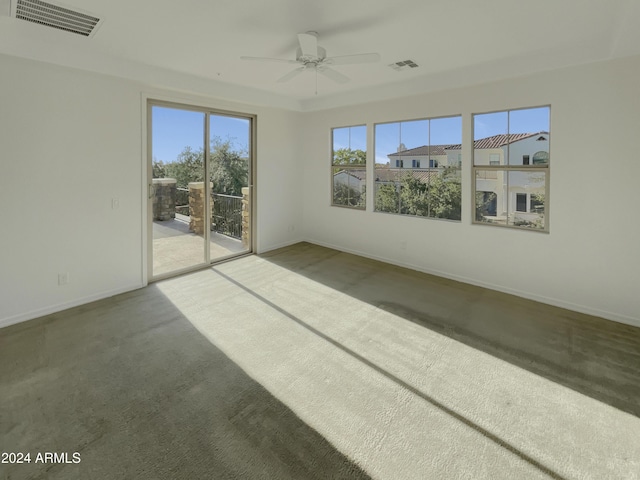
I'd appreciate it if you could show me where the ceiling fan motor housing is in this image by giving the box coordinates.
[296,46,327,65]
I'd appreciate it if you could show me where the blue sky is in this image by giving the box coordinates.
[474,106,550,140]
[152,106,250,163]
[333,107,549,165]
[153,105,548,165]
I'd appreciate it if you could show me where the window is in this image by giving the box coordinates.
[332,125,366,209]
[530,193,544,213]
[533,151,549,165]
[473,106,550,231]
[476,191,497,218]
[374,116,462,220]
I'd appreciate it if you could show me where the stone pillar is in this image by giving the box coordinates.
[152,178,176,221]
[188,182,206,234]
[241,187,250,248]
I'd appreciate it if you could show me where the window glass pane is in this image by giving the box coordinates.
[396,169,424,216]
[509,106,550,133]
[376,120,428,171]
[332,125,366,165]
[473,106,549,231]
[374,180,400,213]
[375,122,402,213]
[428,116,462,220]
[474,111,507,166]
[508,107,550,165]
[400,119,429,151]
[431,116,462,168]
[332,125,366,209]
[375,117,461,220]
[349,125,366,152]
[508,170,546,229]
[333,167,365,208]
[475,170,504,225]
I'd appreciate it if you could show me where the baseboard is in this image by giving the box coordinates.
[257,237,304,255]
[0,283,145,330]
[303,238,640,329]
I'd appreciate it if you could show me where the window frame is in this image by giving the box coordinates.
[331,124,367,210]
[373,114,463,222]
[471,105,550,233]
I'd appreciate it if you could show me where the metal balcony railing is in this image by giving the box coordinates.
[212,193,243,239]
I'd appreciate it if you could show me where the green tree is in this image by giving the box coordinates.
[210,137,248,196]
[375,184,400,213]
[333,182,365,207]
[158,137,248,195]
[400,176,429,216]
[427,167,462,220]
[374,167,461,219]
[333,148,366,165]
[163,146,204,188]
[152,158,166,178]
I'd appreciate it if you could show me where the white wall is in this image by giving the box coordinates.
[3,52,638,328]
[300,55,640,327]
[0,54,302,327]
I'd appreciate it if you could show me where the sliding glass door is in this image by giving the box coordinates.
[209,114,251,263]
[149,102,253,280]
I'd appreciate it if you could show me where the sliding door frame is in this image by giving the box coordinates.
[145,98,256,282]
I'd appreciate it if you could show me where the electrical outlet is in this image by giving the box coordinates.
[399,241,407,251]
[112,198,120,209]
[288,224,295,232]
[58,272,69,286]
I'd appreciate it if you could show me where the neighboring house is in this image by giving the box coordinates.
[386,144,457,168]
[378,144,460,195]
[333,169,366,193]
[448,132,549,224]
[381,133,549,224]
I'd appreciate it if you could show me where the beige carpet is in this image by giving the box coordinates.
[2,242,640,479]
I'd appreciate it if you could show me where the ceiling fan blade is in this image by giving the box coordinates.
[277,67,306,83]
[317,67,350,84]
[240,56,298,64]
[325,53,381,65]
[297,33,318,57]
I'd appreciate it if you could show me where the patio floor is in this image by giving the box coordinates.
[153,214,247,276]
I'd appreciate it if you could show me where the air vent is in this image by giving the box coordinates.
[12,0,101,37]
[388,60,419,72]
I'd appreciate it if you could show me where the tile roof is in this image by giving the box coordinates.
[387,144,454,157]
[446,131,549,150]
[333,169,366,180]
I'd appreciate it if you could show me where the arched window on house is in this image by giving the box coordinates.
[532,151,549,165]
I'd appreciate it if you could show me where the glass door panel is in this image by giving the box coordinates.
[151,106,207,277]
[209,114,251,262]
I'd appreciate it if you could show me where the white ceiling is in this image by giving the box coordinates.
[1,0,640,111]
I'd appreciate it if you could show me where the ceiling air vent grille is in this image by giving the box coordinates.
[14,0,100,37]
[388,60,419,72]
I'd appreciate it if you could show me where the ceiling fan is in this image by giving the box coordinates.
[240,31,380,85]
